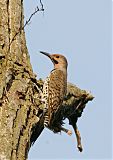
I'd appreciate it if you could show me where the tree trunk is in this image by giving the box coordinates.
[0,0,39,159]
[0,1,94,160]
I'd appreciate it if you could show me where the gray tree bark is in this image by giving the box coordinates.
[0,1,94,160]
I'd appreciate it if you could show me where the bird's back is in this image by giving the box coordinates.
[43,69,67,127]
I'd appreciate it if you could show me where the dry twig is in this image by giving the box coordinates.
[9,0,44,46]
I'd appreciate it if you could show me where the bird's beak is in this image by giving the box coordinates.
[40,51,55,63]
[40,51,52,59]
[40,51,58,64]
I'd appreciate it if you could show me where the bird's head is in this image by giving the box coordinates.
[40,51,68,70]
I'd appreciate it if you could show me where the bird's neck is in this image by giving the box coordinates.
[54,64,67,72]
[54,66,67,75]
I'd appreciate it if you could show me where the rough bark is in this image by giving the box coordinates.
[0,1,94,160]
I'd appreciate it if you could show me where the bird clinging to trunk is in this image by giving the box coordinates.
[40,51,72,135]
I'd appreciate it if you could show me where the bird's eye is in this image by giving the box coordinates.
[56,56,59,58]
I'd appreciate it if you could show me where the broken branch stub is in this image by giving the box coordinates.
[31,79,94,152]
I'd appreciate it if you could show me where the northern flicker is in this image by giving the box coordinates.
[40,51,72,136]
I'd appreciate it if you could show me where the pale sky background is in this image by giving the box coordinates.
[24,0,112,159]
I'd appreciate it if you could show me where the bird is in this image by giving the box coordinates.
[40,51,72,136]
